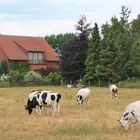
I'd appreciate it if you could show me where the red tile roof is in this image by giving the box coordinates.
[0,35,59,61]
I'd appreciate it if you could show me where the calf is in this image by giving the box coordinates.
[118,100,140,130]
[25,90,61,117]
[109,84,118,99]
[76,88,90,106]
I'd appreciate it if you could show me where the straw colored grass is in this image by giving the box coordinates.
[0,86,140,140]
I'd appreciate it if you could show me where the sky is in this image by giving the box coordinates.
[0,0,140,37]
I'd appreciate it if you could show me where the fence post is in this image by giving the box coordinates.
[99,81,101,87]
[119,82,121,88]
[88,81,90,87]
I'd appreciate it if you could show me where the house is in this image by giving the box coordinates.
[0,35,59,73]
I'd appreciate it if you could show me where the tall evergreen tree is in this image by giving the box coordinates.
[127,14,140,78]
[84,23,101,83]
[98,23,120,84]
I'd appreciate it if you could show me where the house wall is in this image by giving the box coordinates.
[29,61,59,71]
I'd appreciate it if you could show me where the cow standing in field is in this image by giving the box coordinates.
[25,90,61,117]
[118,100,140,130]
[76,88,90,106]
[109,84,118,99]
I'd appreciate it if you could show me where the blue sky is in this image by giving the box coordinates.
[0,0,140,37]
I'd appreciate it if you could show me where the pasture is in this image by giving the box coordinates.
[0,86,140,140]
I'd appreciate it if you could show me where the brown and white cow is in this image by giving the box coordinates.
[109,84,118,99]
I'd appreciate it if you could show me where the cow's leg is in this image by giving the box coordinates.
[47,106,53,114]
[51,103,56,117]
[36,105,42,114]
[115,93,118,99]
[56,103,60,116]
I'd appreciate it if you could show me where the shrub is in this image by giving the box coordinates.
[24,71,42,81]
[0,73,9,81]
[43,72,62,83]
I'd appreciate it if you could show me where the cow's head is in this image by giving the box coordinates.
[76,95,83,105]
[118,110,136,129]
[25,97,39,114]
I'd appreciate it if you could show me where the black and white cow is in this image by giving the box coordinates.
[76,88,90,106]
[25,90,61,117]
[118,100,140,130]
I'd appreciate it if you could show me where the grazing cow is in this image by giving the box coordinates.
[109,84,118,99]
[25,90,61,117]
[118,100,140,130]
[76,88,90,106]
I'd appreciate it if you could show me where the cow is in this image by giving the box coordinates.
[109,84,118,99]
[118,100,140,130]
[76,88,90,106]
[25,90,61,117]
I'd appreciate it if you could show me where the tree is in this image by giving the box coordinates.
[84,23,101,83]
[99,24,119,83]
[75,15,92,41]
[60,15,92,84]
[127,14,140,78]
[45,33,75,54]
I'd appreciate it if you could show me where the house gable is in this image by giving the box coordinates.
[0,35,59,71]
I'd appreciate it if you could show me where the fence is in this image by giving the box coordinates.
[0,81,61,87]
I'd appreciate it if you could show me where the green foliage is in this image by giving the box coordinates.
[8,70,24,82]
[0,73,9,81]
[84,23,101,82]
[0,60,8,75]
[45,33,75,54]
[8,62,30,82]
[60,15,92,83]
[120,78,140,88]
[24,71,42,81]
[43,72,62,83]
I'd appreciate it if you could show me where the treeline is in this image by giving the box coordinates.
[45,6,140,85]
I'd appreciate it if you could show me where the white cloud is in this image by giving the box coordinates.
[0,19,75,37]
[0,0,139,36]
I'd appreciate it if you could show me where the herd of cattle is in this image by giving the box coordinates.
[25,84,140,130]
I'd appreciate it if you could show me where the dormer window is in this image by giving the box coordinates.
[28,52,43,63]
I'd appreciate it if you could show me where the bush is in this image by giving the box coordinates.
[119,78,140,88]
[24,71,42,81]
[8,70,25,82]
[43,72,62,83]
[0,73,9,81]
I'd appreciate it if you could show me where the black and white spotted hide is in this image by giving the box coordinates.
[25,90,61,117]
[119,100,140,129]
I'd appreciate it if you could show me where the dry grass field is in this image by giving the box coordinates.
[0,86,140,140]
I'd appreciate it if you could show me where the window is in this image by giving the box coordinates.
[28,53,32,60]
[38,53,42,60]
[33,53,37,64]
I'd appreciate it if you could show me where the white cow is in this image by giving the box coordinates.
[25,90,61,117]
[109,84,118,99]
[119,100,140,130]
[76,88,90,106]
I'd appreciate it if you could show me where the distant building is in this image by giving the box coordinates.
[0,35,59,72]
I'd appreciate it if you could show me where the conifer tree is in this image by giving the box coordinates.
[84,23,101,83]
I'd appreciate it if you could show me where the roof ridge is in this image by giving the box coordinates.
[0,34,43,38]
